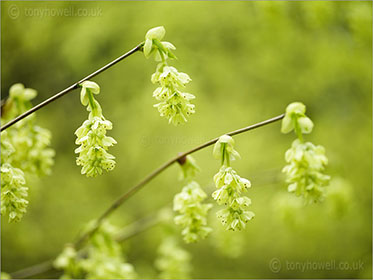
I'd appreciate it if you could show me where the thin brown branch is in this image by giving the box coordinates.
[73,114,285,248]
[9,210,166,279]
[9,113,284,279]
[9,260,55,279]
[0,43,143,132]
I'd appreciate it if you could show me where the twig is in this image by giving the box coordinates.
[9,114,284,279]
[10,155,284,279]
[9,210,166,279]
[73,114,285,248]
[0,43,143,132]
[9,260,55,279]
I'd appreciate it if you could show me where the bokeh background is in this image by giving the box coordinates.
[1,1,372,279]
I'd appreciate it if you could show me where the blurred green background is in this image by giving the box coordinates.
[1,1,372,279]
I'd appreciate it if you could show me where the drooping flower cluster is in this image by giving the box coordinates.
[155,236,191,279]
[1,136,28,223]
[283,139,330,203]
[75,81,117,177]
[281,102,330,203]
[1,83,55,223]
[173,156,212,243]
[1,163,28,223]
[54,222,137,279]
[9,124,55,177]
[174,181,212,243]
[212,135,254,231]
[143,26,196,125]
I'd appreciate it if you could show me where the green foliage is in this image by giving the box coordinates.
[281,102,330,203]
[145,26,196,125]
[75,81,117,177]
[54,222,137,279]
[174,156,212,243]
[212,135,254,231]
[155,236,191,279]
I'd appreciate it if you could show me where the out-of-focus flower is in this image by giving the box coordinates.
[173,181,212,243]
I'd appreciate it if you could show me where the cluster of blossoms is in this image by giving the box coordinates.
[0,83,55,222]
[9,124,55,177]
[155,236,191,279]
[144,26,196,125]
[173,156,212,243]
[54,222,137,279]
[75,81,117,177]
[281,102,330,203]
[212,135,254,231]
[174,181,213,243]
[1,135,28,223]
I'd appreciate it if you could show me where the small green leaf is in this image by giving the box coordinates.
[145,26,166,41]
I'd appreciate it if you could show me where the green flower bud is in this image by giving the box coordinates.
[9,83,25,99]
[297,116,314,134]
[281,102,314,136]
[213,135,240,166]
[144,26,168,59]
[9,83,37,101]
[286,102,306,115]
[145,26,166,41]
[178,155,200,181]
